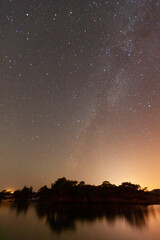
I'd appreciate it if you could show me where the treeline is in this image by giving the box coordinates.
[1,177,160,204]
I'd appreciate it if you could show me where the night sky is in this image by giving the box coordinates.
[1,0,160,191]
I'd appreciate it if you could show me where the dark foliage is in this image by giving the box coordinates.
[14,186,34,202]
[1,178,160,204]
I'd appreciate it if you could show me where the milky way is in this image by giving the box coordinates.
[1,0,160,190]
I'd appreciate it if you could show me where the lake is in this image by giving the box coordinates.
[0,202,160,240]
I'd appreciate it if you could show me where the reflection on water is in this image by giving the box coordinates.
[34,203,152,232]
[0,202,160,240]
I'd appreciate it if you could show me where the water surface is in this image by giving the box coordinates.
[0,202,160,240]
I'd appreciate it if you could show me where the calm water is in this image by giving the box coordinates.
[0,202,160,240]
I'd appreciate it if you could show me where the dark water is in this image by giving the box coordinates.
[0,202,160,240]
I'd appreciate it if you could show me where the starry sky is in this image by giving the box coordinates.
[1,0,160,191]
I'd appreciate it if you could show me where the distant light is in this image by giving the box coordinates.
[7,189,14,194]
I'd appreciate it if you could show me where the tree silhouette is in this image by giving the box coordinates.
[1,177,159,204]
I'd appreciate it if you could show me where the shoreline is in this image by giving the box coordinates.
[1,198,160,206]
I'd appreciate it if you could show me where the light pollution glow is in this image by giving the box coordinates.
[1,0,160,191]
